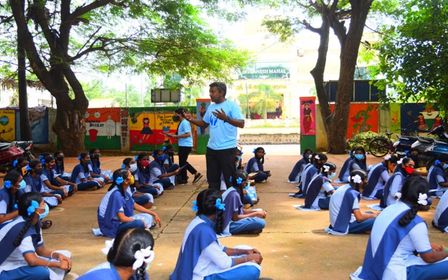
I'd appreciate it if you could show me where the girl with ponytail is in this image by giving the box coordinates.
[171,189,263,280]
[363,154,398,200]
[96,169,161,238]
[79,228,155,280]
[0,192,72,279]
[0,170,25,225]
[352,176,448,280]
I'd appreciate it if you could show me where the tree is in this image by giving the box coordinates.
[1,1,248,155]
[264,0,374,153]
[238,84,282,119]
[374,0,448,108]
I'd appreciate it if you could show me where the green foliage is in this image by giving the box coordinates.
[347,131,382,151]
[237,84,283,118]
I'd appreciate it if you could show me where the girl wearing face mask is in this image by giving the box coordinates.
[380,157,415,209]
[89,148,113,184]
[122,158,154,209]
[53,151,71,182]
[427,159,448,197]
[0,192,72,279]
[338,147,368,183]
[245,147,271,183]
[0,170,27,226]
[96,169,161,238]
[24,160,62,208]
[148,149,180,190]
[363,154,399,200]
[302,162,336,210]
[134,153,164,197]
[41,155,76,199]
[71,153,103,191]
[326,169,378,235]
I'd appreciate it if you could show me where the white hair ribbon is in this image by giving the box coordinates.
[418,193,428,206]
[350,174,362,184]
[384,154,391,160]
[323,165,330,172]
[394,192,402,200]
[133,246,155,270]
[315,155,320,160]
[397,158,403,165]
[101,239,114,255]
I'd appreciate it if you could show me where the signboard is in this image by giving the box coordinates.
[239,66,290,80]
[151,89,181,103]
[0,109,15,141]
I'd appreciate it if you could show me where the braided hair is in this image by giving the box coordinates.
[108,169,129,196]
[4,170,22,212]
[349,169,368,191]
[107,228,155,280]
[398,176,429,227]
[13,192,42,247]
[196,189,224,234]
[232,170,248,198]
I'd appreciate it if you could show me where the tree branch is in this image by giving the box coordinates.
[70,0,113,20]
[302,20,322,34]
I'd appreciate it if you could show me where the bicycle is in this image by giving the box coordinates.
[369,131,395,157]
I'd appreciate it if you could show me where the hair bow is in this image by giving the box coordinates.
[384,154,391,160]
[394,192,402,200]
[101,239,114,255]
[323,165,330,172]
[397,158,403,165]
[434,160,441,166]
[115,176,124,185]
[236,177,243,185]
[350,174,362,184]
[4,180,12,189]
[121,163,126,169]
[12,159,18,168]
[418,193,428,206]
[315,155,320,160]
[27,200,40,216]
[215,198,225,211]
[192,200,198,212]
[133,246,155,270]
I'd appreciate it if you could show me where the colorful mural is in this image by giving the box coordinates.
[329,103,380,139]
[85,108,121,150]
[300,97,316,152]
[400,103,440,133]
[0,109,15,142]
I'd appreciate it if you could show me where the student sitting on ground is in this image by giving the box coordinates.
[0,192,72,279]
[303,162,336,210]
[13,156,29,177]
[427,158,448,197]
[338,147,367,183]
[134,153,164,197]
[245,147,271,183]
[363,154,398,200]
[97,169,161,238]
[0,170,26,226]
[288,148,313,183]
[170,189,262,280]
[41,155,76,199]
[53,151,71,182]
[89,148,113,184]
[122,157,154,209]
[433,186,448,233]
[79,228,155,280]
[149,149,180,190]
[291,153,328,198]
[351,176,448,280]
[326,169,377,235]
[380,157,415,209]
[71,153,104,190]
[221,172,266,235]
[24,159,61,208]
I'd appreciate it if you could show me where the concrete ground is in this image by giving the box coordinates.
[38,150,447,280]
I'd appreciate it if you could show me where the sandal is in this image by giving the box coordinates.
[41,220,53,230]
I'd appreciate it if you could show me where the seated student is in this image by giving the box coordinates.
[24,159,61,208]
[363,154,398,200]
[288,148,313,183]
[338,147,367,183]
[97,169,161,238]
[13,156,29,177]
[53,151,71,182]
[291,153,328,198]
[79,228,155,280]
[122,157,154,209]
[171,189,262,280]
[71,153,104,191]
[149,149,180,190]
[303,162,336,210]
[380,157,415,209]
[222,172,266,235]
[351,176,448,280]
[235,147,244,171]
[245,147,271,183]
[89,148,113,184]
[134,153,164,197]
[0,170,26,226]
[427,158,448,197]
[41,155,76,199]
[0,192,72,279]
[433,188,448,233]
[326,169,377,235]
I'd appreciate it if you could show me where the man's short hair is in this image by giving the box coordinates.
[209,82,227,96]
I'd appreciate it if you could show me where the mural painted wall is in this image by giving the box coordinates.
[16,107,49,144]
[329,103,380,139]
[0,109,15,142]
[400,103,440,133]
[85,108,121,150]
[300,97,316,136]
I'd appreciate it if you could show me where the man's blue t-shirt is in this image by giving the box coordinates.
[203,100,243,150]
[178,119,193,147]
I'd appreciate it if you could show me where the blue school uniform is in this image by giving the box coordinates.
[78,262,149,280]
[304,175,334,210]
[380,167,407,209]
[427,163,447,195]
[288,157,309,182]
[134,168,163,196]
[170,215,261,280]
[222,187,265,235]
[363,162,389,199]
[41,169,72,197]
[338,157,367,183]
[71,164,99,190]
[0,188,21,217]
[245,157,269,183]
[352,201,448,280]
[433,190,448,232]
[300,164,318,195]
[24,174,59,208]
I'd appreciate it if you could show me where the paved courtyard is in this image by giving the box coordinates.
[35,148,446,279]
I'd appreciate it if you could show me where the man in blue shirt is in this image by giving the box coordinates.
[165,108,203,184]
[185,82,245,190]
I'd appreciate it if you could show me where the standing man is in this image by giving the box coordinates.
[185,82,244,190]
[164,108,203,184]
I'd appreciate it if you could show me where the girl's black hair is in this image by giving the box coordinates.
[78,152,90,173]
[29,159,41,171]
[122,157,133,168]
[107,228,155,280]
[303,148,313,156]
[312,153,328,168]
[108,169,129,196]
[136,152,148,170]
[399,176,429,227]
[4,170,22,212]
[321,162,336,176]
[44,154,55,166]
[196,189,224,234]
[385,154,399,165]
[54,151,65,172]
[349,169,368,191]
[232,170,247,198]
[254,147,265,165]
[14,192,42,247]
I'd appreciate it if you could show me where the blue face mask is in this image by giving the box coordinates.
[328,172,337,180]
[39,203,49,220]
[18,180,26,190]
[354,154,365,160]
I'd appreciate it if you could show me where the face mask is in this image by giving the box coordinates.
[354,154,365,160]
[129,175,135,185]
[18,180,27,190]
[39,203,49,220]
[172,115,180,122]
[328,172,337,180]
[404,166,414,175]
[130,163,138,173]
